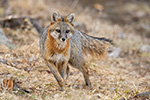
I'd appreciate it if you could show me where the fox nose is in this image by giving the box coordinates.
[62,38,66,42]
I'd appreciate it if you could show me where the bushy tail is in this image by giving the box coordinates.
[79,31,113,58]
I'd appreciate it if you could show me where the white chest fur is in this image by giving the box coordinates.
[49,53,68,63]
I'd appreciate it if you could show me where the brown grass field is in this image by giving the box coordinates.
[0,0,150,100]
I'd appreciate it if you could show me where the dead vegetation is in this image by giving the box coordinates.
[0,0,150,100]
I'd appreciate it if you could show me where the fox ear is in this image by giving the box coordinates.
[51,12,61,22]
[66,13,75,23]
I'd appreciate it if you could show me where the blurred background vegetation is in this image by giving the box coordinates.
[0,0,150,100]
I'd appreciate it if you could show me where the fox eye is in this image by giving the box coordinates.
[56,29,61,33]
[66,30,70,33]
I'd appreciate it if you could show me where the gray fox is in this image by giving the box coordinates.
[40,12,112,91]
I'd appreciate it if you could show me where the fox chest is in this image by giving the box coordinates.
[49,53,68,63]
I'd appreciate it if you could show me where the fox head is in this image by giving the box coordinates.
[48,12,75,42]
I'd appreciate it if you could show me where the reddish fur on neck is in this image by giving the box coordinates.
[45,25,71,60]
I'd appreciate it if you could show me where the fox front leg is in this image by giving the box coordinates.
[66,65,70,80]
[47,61,64,91]
[58,61,68,80]
[57,61,69,83]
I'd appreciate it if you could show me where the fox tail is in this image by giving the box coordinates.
[79,31,113,58]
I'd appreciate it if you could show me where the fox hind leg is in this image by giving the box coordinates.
[69,59,91,88]
[78,63,91,87]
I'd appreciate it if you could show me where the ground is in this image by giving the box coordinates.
[0,0,150,100]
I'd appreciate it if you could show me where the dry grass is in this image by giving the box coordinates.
[0,0,150,100]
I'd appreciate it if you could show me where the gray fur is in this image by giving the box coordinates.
[78,30,112,57]
[40,24,112,90]
[40,25,112,62]
[39,25,49,59]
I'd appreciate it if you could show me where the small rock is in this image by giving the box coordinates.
[24,67,32,73]
[111,87,116,91]
[134,91,150,98]
[0,59,6,64]
[87,95,92,99]
[23,88,32,93]
[29,55,37,61]
[117,33,127,39]
[119,97,126,100]
[109,47,122,58]
[140,45,150,53]
[0,72,4,75]
[78,85,83,89]
[141,23,150,32]
[97,93,104,98]
[0,28,15,49]
[73,84,78,88]
[53,94,59,98]
[7,74,13,78]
